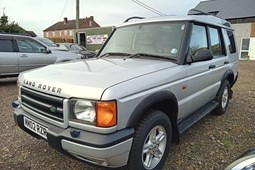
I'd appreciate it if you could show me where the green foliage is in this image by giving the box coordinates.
[0,15,8,26]
[222,138,231,146]
[0,15,26,34]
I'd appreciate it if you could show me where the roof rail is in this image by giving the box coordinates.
[188,9,231,28]
[124,16,145,23]
[0,32,32,37]
[188,9,213,16]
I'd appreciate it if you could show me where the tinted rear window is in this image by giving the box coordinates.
[0,39,14,52]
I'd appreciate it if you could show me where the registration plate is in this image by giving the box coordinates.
[24,116,48,139]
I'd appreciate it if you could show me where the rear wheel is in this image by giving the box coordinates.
[213,80,230,115]
[127,110,172,170]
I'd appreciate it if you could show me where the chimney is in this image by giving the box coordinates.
[64,17,68,24]
[90,16,94,20]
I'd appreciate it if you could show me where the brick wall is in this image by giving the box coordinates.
[44,29,74,43]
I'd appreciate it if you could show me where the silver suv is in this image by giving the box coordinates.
[0,34,81,78]
[13,15,238,169]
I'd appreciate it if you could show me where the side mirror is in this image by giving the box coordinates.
[192,50,213,62]
[45,48,52,54]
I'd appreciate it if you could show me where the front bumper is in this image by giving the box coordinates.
[13,101,134,168]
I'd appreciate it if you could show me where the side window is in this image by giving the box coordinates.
[190,25,208,55]
[209,27,222,56]
[226,30,236,54]
[16,38,47,53]
[0,39,14,52]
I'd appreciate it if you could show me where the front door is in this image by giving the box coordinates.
[180,24,215,118]
[15,37,56,73]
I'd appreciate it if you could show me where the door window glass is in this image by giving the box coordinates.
[189,25,208,56]
[0,39,14,52]
[17,38,47,53]
[209,27,222,56]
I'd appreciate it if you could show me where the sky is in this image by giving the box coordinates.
[0,0,202,36]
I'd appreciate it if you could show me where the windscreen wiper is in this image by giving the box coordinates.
[129,53,177,61]
[99,52,131,58]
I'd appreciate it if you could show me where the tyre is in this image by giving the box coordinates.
[213,80,230,115]
[127,110,172,170]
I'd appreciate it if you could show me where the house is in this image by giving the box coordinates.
[189,0,255,60]
[74,26,114,51]
[43,16,100,43]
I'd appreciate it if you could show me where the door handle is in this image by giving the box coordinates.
[20,54,28,58]
[224,61,229,65]
[209,64,216,69]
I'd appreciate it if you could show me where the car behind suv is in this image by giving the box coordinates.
[61,43,96,59]
[0,34,81,78]
[13,15,238,169]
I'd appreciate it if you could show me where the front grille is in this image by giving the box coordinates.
[21,87,64,122]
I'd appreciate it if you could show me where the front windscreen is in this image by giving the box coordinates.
[100,22,186,59]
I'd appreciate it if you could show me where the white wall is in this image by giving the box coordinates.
[232,23,251,52]
[249,38,255,60]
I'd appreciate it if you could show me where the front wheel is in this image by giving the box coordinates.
[127,110,172,170]
[213,80,230,115]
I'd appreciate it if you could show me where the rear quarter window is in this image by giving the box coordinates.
[226,30,236,54]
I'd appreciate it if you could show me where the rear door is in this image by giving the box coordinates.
[207,27,229,91]
[14,37,56,73]
[0,36,19,76]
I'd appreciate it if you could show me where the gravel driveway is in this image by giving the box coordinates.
[0,61,254,170]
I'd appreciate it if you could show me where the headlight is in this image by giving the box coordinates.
[71,100,96,124]
[70,99,117,127]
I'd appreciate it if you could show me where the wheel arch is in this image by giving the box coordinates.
[222,70,235,87]
[126,90,180,143]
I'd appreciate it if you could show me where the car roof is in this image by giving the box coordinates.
[0,33,32,38]
[119,15,232,30]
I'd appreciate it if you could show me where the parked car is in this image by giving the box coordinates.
[0,34,81,78]
[61,43,96,59]
[225,148,255,170]
[13,15,238,169]
[35,37,69,51]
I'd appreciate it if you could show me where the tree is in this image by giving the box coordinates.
[0,15,8,26]
[0,15,26,34]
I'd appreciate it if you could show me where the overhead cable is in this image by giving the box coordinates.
[131,0,166,16]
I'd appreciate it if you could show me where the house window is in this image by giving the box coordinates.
[89,20,92,27]
[69,30,73,36]
[52,32,56,37]
[240,38,250,59]
[45,32,49,37]
[64,30,68,35]
[59,31,62,37]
